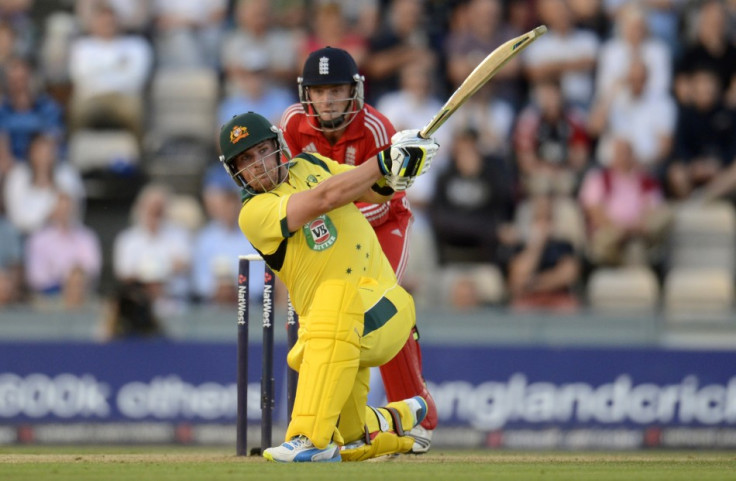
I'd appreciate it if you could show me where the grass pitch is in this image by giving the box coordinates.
[1,446,735,481]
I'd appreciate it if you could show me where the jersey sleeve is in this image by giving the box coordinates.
[362,106,396,158]
[239,193,292,256]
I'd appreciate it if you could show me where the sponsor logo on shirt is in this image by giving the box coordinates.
[303,215,337,251]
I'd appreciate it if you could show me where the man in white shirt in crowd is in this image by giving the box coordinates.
[68,2,153,140]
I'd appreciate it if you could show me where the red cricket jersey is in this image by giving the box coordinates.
[280,103,413,279]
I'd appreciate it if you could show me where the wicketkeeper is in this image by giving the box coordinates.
[219,111,438,462]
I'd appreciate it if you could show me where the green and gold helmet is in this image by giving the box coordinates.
[218,112,292,193]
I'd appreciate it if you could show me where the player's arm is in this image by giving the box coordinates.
[285,133,439,232]
[285,160,390,232]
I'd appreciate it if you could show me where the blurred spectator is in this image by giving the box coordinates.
[666,67,736,201]
[728,0,736,44]
[449,86,515,158]
[3,134,84,235]
[221,0,301,90]
[430,128,517,267]
[568,0,610,38]
[376,56,452,209]
[596,2,671,100]
[524,0,600,109]
[603,0,686,53]
[675,0,736,107]
[0,214,22,305]
[579,136,671,267]
[0,56,64,161]
[330,0,379,38]
[0,20,20,71]
[363,0,434,104]
[507,0,540,33]
[151,0,226,70]
[0,0,34,60]
[68,2,153,139]
[192,185,262,305]
[513,77,591,197]
[76,0,151,34]
[445,0,525,108]
[270,0,308,31]
[508,194,581,312]
[113,183,192,313]
[588,56,676,172]
[218,49,294,127]
[24,191,101,308]
[99,280,164,340]
[298,2,368,70]
[38,11,78,95]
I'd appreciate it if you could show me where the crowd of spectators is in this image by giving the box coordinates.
[0,0,735,323]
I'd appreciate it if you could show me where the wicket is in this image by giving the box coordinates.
[236,254,299,456]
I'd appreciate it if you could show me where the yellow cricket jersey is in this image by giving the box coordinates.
[238,152,398,316]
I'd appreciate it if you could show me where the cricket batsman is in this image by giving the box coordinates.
[280,46,438,452]
[219,111,439,462]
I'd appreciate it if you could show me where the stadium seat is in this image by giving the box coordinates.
[668,201,736,272]
[149,68,219,144]
[68,129,140,173]
[587,266,660,312]
[663,267,734,322]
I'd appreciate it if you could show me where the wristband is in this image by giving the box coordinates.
[371,177,395,196]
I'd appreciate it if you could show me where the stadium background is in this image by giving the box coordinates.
[1,0,736,451]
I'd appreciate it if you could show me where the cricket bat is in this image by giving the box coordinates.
[419,25,548,139]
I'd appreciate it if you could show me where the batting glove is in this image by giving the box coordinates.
[376,129,439,191]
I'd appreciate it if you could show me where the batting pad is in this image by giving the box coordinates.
[285,280,364,449]
[286,327,306,371]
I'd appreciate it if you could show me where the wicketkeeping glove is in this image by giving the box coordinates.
[376,129,439,191]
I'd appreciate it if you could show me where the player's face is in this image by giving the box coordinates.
[232,139,284,193]
[307,84,353,122]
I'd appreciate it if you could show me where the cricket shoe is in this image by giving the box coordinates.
[407,425,433,454]
[405,396,428,430]
[263,435,341,463]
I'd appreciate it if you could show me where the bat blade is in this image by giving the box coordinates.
[419,25,548,139]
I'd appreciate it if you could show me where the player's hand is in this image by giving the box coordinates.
[376,129,439,191]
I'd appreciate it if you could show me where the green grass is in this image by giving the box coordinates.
[1,446,735,481]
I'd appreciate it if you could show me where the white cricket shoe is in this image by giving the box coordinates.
[408,425,433,453]
[263,435,341,463]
